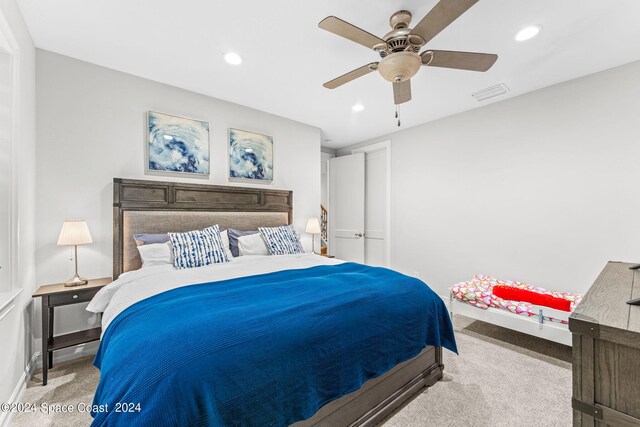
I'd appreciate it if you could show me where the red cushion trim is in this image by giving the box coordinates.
[492,285,571,312]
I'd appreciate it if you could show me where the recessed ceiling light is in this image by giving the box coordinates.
[515,25,542,42]
[352,103,365,112]
[224,52,242,65]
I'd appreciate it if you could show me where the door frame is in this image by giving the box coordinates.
[351,140,391,268]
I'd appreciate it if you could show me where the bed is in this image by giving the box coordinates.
[86,178,456,426]
[449,274,581,346]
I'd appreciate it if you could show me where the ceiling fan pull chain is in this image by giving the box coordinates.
[396,105,401,127]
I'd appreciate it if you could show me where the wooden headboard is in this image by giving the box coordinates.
[113,178,293,279]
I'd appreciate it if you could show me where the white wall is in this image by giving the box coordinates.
[0,0,36,421]
[338,60,640,296]
[36,50,320,350]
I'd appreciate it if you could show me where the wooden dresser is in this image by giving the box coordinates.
[569,261,640,426]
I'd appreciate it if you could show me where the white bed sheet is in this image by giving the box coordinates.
[88,253,344,333]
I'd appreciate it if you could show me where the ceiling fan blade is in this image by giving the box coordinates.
[393,79,411,104]
[410,0,479,44]
[422,50,497,72]
[319,16,385,49]
[323,63,379,89]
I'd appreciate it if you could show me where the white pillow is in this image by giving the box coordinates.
[220,229,234,259]
[169,225,229,269]
[258,225,305,255]
[238,233,269,256]
[137,242,173,267]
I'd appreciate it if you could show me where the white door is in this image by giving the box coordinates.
[362,148,388,267]
[328,153,365,263]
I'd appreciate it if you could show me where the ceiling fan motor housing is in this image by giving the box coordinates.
[389,10,412,29]
[378,51,422,83]
[381,26,425,55]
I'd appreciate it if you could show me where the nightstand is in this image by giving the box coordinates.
[32,277,111,385]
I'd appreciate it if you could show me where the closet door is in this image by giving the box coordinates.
[0,50,11,289]
[328,153,365,263]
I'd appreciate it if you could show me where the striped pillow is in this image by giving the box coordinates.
[258,225,305,255]
[169,225,229,269]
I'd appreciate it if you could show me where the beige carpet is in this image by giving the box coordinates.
[379,316,572,427]
[12,356,96,427]
[11,316,572,426]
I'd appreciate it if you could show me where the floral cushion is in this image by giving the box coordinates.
[450,274,582,324]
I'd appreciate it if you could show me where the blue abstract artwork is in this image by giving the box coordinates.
[229,128,273,182]
[147,111,210,175]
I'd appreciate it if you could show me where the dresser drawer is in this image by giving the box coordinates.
[48,288,100,306]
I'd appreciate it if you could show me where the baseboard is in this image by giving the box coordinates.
[34,341,100,369]
[0,352,38,427]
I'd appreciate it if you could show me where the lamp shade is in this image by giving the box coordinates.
[57,220,93,246]
[305,217,321,234]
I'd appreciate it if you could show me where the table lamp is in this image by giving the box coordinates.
[305,217,321,255]
[57,220,93,286]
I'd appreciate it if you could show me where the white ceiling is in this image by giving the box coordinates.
[16,0,640,148]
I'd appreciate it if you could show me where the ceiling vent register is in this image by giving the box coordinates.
[472,83,510,102]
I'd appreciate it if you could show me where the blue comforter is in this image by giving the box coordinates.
[91,263,456,426]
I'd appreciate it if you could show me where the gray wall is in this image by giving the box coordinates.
[339,60,640,296]
[36,50,321,351]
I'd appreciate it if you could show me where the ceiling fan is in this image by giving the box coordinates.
[318,0,498,110]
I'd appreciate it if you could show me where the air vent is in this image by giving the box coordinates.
[472,84,510,102]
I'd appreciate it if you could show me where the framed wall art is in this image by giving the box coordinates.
[146,111,210,176]
[228,128,273,182]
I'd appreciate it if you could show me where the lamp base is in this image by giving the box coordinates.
[64,274,88,287]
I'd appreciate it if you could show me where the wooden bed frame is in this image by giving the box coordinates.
[113,178,445,426]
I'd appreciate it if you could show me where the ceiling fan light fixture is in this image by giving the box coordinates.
[515,25,542,42]
[224,52,242,65]
[377,52,421,83]
[352,103,365,112]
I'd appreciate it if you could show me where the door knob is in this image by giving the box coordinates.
[355,233,364,238]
